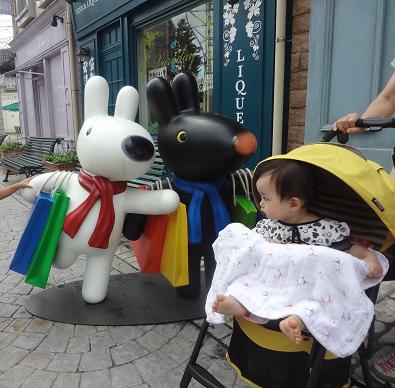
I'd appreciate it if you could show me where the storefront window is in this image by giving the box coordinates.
[137,2,213,134]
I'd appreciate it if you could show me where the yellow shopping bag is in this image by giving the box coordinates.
[160,203,189,287]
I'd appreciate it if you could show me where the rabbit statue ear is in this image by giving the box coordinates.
[115,86,139,121]
[84,76,109,119]
[146,77,178,126]
[172,72,200,113]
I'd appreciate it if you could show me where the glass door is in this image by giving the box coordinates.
[136,2,213,134]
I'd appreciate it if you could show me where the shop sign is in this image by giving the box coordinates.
[148,67,167,81]
[72,0,128,32]
[5,77,16,91]
[221,0,264,163]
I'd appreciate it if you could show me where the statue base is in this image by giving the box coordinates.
[25,272,206,325]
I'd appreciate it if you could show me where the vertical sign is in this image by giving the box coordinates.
[221,0,265,167]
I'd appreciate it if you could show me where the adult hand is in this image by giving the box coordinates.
[18,176,33,189]
[333,113,365,134]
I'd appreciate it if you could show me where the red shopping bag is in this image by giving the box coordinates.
[131,214,169,273]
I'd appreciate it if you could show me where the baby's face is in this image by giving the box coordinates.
[256,173,291,221]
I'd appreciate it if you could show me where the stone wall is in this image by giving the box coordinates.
[287,0,310,151]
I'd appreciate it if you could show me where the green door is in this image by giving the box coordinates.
[98,20,124,116]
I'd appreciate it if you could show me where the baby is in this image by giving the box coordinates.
[212,159,383,344]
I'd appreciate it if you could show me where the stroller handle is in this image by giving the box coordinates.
[322,116,395,143]
[355,117,395,130]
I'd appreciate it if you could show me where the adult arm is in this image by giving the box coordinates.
[0,177,32,200]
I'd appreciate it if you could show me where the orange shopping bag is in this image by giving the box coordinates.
[131,215,169,273]
[160,203,189,287]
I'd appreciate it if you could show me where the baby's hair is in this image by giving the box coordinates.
[257,159,317,209]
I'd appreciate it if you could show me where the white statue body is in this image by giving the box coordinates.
[22,76,180,304]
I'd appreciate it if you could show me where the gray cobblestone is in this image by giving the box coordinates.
[111,340,149,366]
[13,295,29,305]
[11,305,32,319]
[375,298,395,323]
[52,372,81,388]
[47,352,81,372]
[0,345,29,371]
[79,348,112,371]
[0,364,35,388]
[80,369,111,388]
[109,326,144,345]
[36,333,69,353]
[0,319,12,332]
[25,318,53,334]
[8,284,32,295]
[110,363,143,387]
[74,324,96,337]
[136,330,168,351]
[378,326,395,345]
[20,369,57,388]
[3,319,30,334]
[154,322,183,339]
[66,335,90,353]
[0,332,16,350]
[89,330,115,349]
[0,294,18,304]
[49,322,75,338]
[0,303,19,317]
[20,351,54,369]
[133,351,178,382]
[11,331,46,350]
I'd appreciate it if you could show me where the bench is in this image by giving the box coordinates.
[0,134,6,146]
[1,136,63,182]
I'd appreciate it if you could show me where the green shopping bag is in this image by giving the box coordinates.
[230,169,257,229]
[25,172,71,288]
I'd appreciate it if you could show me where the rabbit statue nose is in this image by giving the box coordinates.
[121,135,155,161]
[233,132,257,156]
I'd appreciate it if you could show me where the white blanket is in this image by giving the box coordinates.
[205,223,389,358]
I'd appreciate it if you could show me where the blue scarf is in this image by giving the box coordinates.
[172,176,231,244]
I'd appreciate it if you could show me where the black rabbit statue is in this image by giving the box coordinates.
[124,72,257,298]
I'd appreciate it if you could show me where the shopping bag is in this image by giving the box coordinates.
[230,169,257,229]
[10,172,57,275]
[131,214,169,273]
[232,195,258,229]
[160,203,189,287]
[25,172,71,288]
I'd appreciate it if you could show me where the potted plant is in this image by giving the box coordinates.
[0,141,26,158]
[43,148,79,172]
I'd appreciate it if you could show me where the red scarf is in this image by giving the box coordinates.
[63,170,127,249]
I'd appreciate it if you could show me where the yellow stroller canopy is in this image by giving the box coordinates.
[252,143,395,250]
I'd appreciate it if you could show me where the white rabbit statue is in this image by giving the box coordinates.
[22,76,180,304]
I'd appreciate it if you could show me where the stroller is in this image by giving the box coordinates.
[181,117,395,388]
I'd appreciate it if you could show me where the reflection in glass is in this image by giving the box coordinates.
[137,2,213,134]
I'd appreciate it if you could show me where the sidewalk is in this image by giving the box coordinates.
[0,175,394,388]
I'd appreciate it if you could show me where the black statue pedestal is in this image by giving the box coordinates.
[25,272,206,325]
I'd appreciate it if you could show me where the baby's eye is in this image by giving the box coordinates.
[86,127,92,136]
[177,130,187,143]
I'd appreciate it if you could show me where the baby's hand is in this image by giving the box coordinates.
[363,254,383,279]
[364,259,383,279]
[265,238,279,244]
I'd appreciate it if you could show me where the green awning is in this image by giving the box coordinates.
[1,102,19,111]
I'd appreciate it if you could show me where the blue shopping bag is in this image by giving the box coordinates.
[9,172,57,275]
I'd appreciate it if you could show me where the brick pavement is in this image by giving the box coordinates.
[0,175,394,388]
